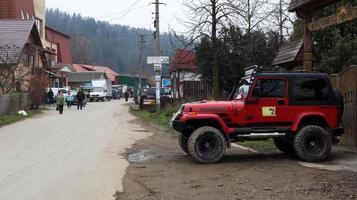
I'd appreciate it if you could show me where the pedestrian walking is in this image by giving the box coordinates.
[76,89,85,110]
[47,88,54,105]
[66,91,74,109]
[124,91,129,102]
[56,91,65,114]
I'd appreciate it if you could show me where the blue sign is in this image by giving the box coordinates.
[162,78,171,88]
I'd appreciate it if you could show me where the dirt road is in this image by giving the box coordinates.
[0,101,151,200]
[119,119,357,200]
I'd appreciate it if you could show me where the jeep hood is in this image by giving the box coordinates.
[183,101,232,113]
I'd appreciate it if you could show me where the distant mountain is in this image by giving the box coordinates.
[46,8,184,75]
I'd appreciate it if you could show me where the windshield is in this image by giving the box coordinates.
[92,87,105,93]
[233,78,251,99]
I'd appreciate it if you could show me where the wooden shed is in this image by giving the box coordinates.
[330,66,357,148]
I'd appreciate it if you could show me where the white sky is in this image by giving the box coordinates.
[46,0,187,32]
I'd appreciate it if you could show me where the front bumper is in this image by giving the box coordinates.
[172,120,187,132]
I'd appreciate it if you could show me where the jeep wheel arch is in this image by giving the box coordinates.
[292,114,329,132]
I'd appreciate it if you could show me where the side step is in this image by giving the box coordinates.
[236,132,286,139]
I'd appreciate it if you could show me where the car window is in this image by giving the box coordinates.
[293,77,329,101]
[254,79,286,98]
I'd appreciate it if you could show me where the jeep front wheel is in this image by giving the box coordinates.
[293,125,332,162]
[188,126,227,164]
[179,134,189,154]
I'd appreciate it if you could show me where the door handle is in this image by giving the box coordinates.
[277,100,285,105]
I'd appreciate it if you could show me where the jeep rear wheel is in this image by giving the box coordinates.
[273,138,295,155]
[293,125,332,162]
[188,126,226,164]
[179,134,189,154]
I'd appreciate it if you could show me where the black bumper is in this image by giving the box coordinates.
[173,120,187,132]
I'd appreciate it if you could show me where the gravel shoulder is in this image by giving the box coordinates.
[119,118,357,200]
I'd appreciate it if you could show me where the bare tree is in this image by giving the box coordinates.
[230,0,276,34]
[182,0,235,98]
[0,43,22,94]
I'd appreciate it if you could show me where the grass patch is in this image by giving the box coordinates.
[239,139,277,151]
[0,109,43,127]
[130,103,181,128]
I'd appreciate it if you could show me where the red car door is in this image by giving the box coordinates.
[242,77,292,127]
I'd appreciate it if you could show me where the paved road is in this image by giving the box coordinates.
[0,100,151,200]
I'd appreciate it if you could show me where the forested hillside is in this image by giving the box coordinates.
[46,9,182,74]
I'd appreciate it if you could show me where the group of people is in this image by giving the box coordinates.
[47,89,86,115]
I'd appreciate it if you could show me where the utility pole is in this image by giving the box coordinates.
[138,34,146,93]
[152,0,164,113]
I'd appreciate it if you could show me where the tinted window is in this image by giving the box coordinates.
[293,77,329,101]
[254,79,286,98]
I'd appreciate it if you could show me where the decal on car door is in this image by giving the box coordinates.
[262,107,276,117]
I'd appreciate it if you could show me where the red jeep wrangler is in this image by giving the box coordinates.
[170,67,344,164]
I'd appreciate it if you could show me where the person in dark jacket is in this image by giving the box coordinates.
[47,89,54,105]
[124,91,129,102]
[76,89,86,110]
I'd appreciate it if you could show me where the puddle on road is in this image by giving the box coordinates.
[128,150,158,162]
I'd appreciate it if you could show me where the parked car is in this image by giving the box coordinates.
[138,87,173,111]
[170,66,344,164]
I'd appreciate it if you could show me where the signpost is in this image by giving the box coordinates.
[147,56,169,113]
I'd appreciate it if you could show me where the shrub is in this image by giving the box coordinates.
[28,75,49,109]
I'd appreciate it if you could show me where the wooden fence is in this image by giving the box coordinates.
[330,66,357,148]
[182,80,212,101]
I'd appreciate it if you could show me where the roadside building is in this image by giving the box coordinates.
[67,71,107,89]
[272,40,316,70]
[0,0,73,88]
[0,20,48,94]
[72,64,119,84]
[170,49,210,100]
[45,26,72,65]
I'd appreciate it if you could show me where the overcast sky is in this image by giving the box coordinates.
[46,0,187,32]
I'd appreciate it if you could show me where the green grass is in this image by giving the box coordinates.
[130,103,181,128]
[239,139,277,151]
[0,109,43,127]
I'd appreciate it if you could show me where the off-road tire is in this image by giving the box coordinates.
[179,134,189,154]
[188,126,227,164]
[273,138,295,155]
[293,125,332,162]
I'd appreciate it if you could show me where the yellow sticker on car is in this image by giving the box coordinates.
[262,107,276,117]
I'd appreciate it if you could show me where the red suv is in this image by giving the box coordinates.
[170,67,344,164]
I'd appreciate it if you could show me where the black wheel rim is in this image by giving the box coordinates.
[303,133,326,155]
[195,132,221,159]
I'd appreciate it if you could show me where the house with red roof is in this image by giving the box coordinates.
[170,49,210,100]
[72,64,119,84]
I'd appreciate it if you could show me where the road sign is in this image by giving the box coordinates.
[147,56,169,64]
